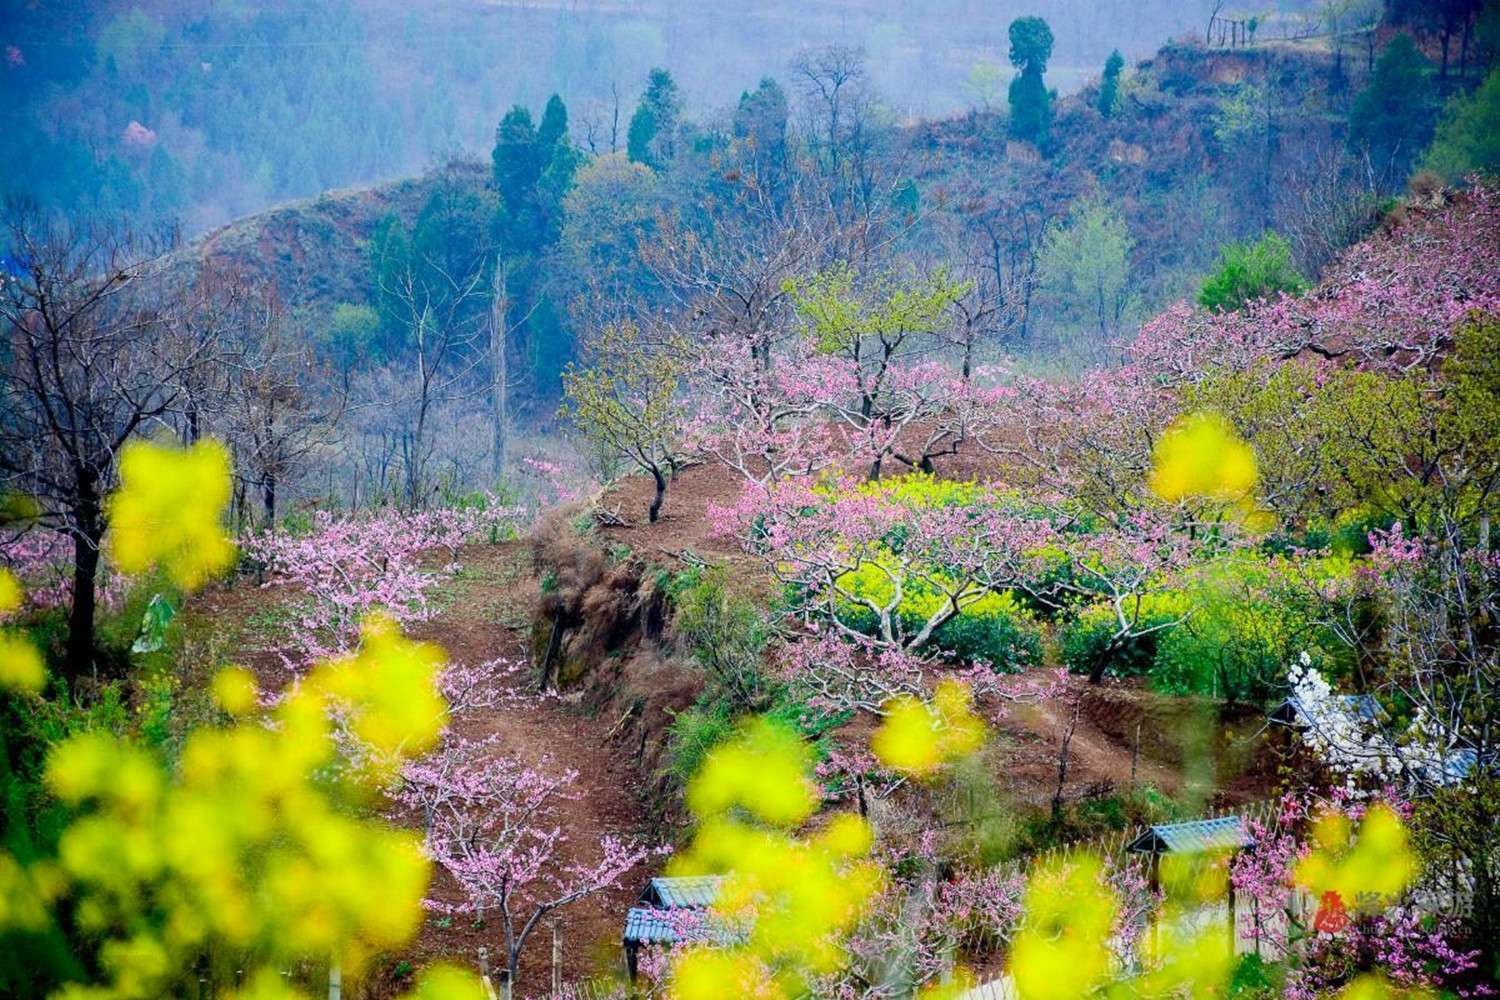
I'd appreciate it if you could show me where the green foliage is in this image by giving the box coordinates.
[324,303,382,366]
[1007,16,1054,72]
[662,701,738,788]
[628,67,681,169]
[559,321,686,521]
[672,567,775,713]
[1007,16,1055,145]
[1423,67,1500,180]
[1037,197,1136,335]
[368,212,413,344]
[836,585,1041,671]
[1059,595,1187,679]
[1197,231,1309,312]
[561,154,659,294]
[627,104,657,168]
[1348,34,1438,180]
[1098,49,1125,118]
[1227,954,1283,999]
[784,264,968,356]
[1151,557,1331,703]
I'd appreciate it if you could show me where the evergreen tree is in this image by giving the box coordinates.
[369,212,413,350]
[628,67,681,168]
[1007,16,1055,146]
[1098,49,1125,118]
[1348,34,1439,181]
[537,95,582,245]
[1198,231,1309,312]
[627,103,658,167]
[537,94,570,158]
[492,106,543,252]
[732,77,790,185]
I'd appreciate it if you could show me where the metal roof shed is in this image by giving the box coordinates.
[1128,816,1254,955]
[638,875,724,909]
[1126,816,1255,856]
[623,876,727,980]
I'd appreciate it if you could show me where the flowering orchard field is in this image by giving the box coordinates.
[3,179,1500,1000]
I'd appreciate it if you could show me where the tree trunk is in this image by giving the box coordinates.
[66,516,102,686]
[648,466,667,523]
[263,474,277,526]
[491,261,509,486]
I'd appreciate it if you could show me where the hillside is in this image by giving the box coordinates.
[190,37,1359,374]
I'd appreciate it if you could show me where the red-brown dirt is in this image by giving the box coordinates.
[190,542,657,998]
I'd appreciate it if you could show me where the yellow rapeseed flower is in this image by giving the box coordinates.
[685,718,819,827]
[0,631,45,694]
[1149,412,1258,503]
[872,679,985,777]
[0,568,21,615]
[107,437,236,590]
[1294,803,1415,907]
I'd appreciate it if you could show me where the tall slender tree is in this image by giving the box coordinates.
[1007,16,1055,146]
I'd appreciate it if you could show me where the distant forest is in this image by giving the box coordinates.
[2,0,1304,232]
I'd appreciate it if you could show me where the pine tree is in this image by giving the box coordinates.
[627,103,658,167]
[1098,49,1125,118]
[1007,16,1055,146]
[492,106,543,251]
[628,67,682,168]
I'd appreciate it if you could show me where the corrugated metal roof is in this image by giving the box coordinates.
[639,875,724,909]
[1424,748,1481,787]
[622,906,742,947]
[623,908,681,945]
[1127,816,1254,855]
[1269,694,1383,726]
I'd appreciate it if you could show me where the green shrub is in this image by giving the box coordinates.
[1228,954,1282,999]
[1059,597,1184,678]
[1149,555,1339,702]
[1198,231,1308,313]
[838,602,1041,671]
[661,702,736,788]
[672,566,775,712]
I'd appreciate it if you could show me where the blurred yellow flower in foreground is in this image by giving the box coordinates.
[1010,855,1118,1000]
[1294,803,1415,907]
[872,679,985,777]
[0,568,45,694]
[0,568,21,615]
[1149,412,1258,503]
[311,614,448,775]
[0,631,45,694]
[686,717,819,826]
[107,437,236,590]
[211,665,260,716]
[669,719,883,999]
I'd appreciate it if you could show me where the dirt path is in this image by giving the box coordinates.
[400,542,657,995]
[193,542,656,996]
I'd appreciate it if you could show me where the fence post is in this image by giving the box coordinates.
[328,964,341,1000]
[551,919,562,994]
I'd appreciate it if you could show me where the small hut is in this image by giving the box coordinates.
[1128,816,1255,952]
[622,876,725,980]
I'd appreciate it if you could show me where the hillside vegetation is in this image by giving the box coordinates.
[3,4,1500,1000]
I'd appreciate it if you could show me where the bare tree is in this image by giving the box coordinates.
[376,232,492,509]
[219,277,343,527]
[0,203,231,683]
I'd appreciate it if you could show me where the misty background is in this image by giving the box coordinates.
[2,0,1292,233]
